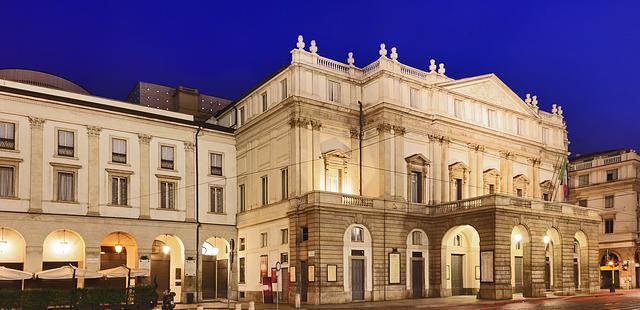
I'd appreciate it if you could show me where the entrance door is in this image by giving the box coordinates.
[202,256,216,299]
[573,258,579,289]
[281,268,289,302]
[352,259,365,301]
[300,261,308,302]
[451,254,464,295]
[544,257,551,290]
[150,251,170,296]
[411,258,424,298]
[514,256,523,293]
[216,259,228,298]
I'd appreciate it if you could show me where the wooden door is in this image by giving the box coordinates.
[351,259,365,301]
[411,259,423,298]
[514,256,523,293]
[300,261,308,302]
[451,254,464,295]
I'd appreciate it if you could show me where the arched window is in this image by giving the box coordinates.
[412,231,422,245]
[351,227,364,242]
[453,234,462,247]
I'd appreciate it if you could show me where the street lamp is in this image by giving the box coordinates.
[608,260,615,292]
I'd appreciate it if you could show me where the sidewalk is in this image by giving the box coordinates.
[166,290,637,310]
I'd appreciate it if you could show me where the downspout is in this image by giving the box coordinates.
[195,125,202,302]
[359,101,364,196]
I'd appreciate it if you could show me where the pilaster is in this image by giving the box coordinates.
[377,123,394,198]
[441,137,450,202]
[86,126,102,216]
[184,141,196,222]
[138,134,152,219]
[429,135,441,204]
[311,121,322,192]
[393,126,406,200]
[28,117,45,213]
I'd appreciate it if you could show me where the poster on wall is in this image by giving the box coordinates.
[289,266,296,282]
[139,257,150,270]
[184,259,196,277]
[389,253,401,284]
[480,250,494,283]
[308,265,315,282]
[327,265,337,282]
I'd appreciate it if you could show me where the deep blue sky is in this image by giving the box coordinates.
[2,1,638,155]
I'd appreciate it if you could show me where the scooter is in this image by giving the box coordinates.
[161,289,176,310]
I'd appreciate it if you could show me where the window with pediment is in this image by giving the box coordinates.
[323,149,350,193]
[483,168,501,194]
[405,154,430,203]
[513,174,530,197]
[449,162,469,200]
[540,180,553,201]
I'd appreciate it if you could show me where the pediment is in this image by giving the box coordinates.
[438,74,538,118]
[405,153,430,166]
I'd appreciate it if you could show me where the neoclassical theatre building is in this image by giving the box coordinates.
[216,37,600,304]
[0,36,601,305]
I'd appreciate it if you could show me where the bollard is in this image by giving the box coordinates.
[295,293,300,308]
[235,304,242,310]
[248,301,255,310]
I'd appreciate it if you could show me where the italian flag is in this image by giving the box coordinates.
[558,158,568,201]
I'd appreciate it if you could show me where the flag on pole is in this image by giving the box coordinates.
[557,158,568,201]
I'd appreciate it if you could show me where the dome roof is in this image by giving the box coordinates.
[0,69,89,95]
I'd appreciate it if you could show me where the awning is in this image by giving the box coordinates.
[99,266,149,278]
[0,266,32,280]
[35,265,102,279]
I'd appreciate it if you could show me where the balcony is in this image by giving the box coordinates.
[571,153,634,171]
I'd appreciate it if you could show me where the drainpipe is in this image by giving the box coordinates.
[195,125,202,302]
[359,101,364,196]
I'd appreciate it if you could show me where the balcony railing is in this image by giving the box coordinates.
[604,155,621,165]
[0,138,15,150]
[57,145,74,157]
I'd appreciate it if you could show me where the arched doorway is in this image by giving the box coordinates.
[574,230,589,291]
[543,228,562,292]
[600,251,620,289]
[343,224,372,301]
[99,232,138,288]
[406,229,428,298]
[510,225,530,294]
[441,225,480,296]
[40,229,85,289]
[201,237,230,300]
[151,234,184,301]
[0,227,26,289]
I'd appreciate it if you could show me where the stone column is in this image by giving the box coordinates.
[311,121,322,192]
[499,151,513,195]
[468,144,478,197]
[478,223,512,300]
[429,135,441,204]
[476,146,485,195]
[441,138,450,202]
[138,134,152,219]
[524,226,547,297]
[507,155,514,195]
[86,126,101,216]
[299,120,313,194]
[24,244,43,274]
[28,117,45,213]
[349,128,361,195]
[394,126,406,200]
[184,141,196,222]
[529,158,541,199]
[378,123,394,198]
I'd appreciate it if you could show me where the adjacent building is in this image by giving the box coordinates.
[0,71,237,302]
[569,149,640,289]
[217,37,601,304]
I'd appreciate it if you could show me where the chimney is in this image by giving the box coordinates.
[174,86,200,116]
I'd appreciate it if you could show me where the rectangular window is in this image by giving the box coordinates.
[578,174,589,186]
[110,176,128,205]
[239,107,246,126]
[578,199,588,207]
[516,188,523,197]
[280,252,288,263]
[410,88,419,108]
[454,99,463,118]
[57,172,75,201]
[160,145,174,169]
[326,168,342,193]
[487,109,496,128]
[57,130,74,157]
[542,127,549,144]
[281,79,288,100]
[210,186,224,213]
[239,257,246,283]
[489,184,495,194]
[517,118,525,135]
[281,168,288,199]
[281,228,289,244]
[0,122,16,150]
[605,195,614,208]
[542,193,550,201]
[210,153,223,176]
[159,181,176,209]
[261,92,268,112]
[239,184,246,212]
[239,238,245,251]
[604,219,614,234]
[412,231,422,245]
[261,175,268,205]
[111,138,127,163]
[261,232,268,248]
[0,166,15,197]
[301,226,309,241]
[327,80,341,103]
[606,169,618,181]
[410,171,423,203]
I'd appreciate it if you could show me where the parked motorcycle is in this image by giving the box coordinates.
[161,289,176,310]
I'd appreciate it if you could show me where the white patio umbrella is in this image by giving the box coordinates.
[35,265,102,279]
[0,266,32,280]
[99,266,149,278]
